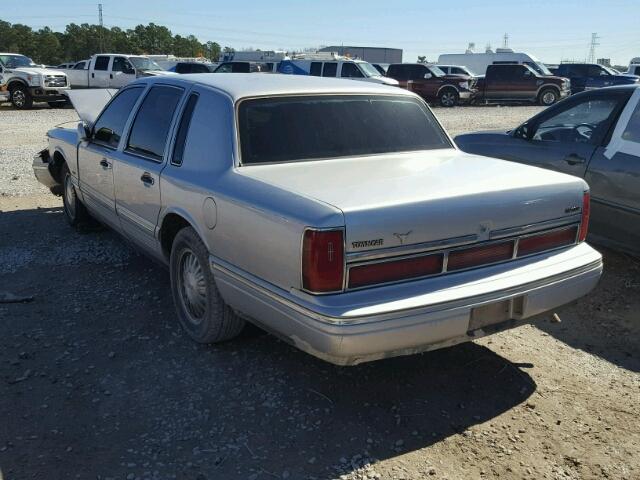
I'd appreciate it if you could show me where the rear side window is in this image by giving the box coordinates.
[622,100,640,144]
[310,62,322,76]
[341,63,363,78]
[191,63,210,73]
[387,65,408,80]
[172,93,199,165]
[126,86,184,160]
[176,63,191,74]
[322,62,337,77]
[92,87,144,148]
[232,63,250,73]
[239,95,451,164]
[94,56,110,71]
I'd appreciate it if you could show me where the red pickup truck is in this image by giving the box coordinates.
[386,63,477,107]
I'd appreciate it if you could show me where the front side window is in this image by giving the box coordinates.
[533,98,620,144]
[409,65,427,80]
[621,100,640,144]
[341,63,363,78]
[94,56,110,71]
[239,95,451,164]
[126,86,184,160]
[112,57,133,73]
[215,63,233,73]
[587,65,607,77]
[74,61,87,70]
[92,87,144,148]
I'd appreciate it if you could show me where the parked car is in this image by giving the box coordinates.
[55,62,76,69]
[372,63,388,75]
[214,61,275,73]
[473,64,570,106]
[63,54,176,88]
[32,74,602,365]
[0,53,69,108]
[625,64,640,76]
[438,49,553,76]
[169,62,217,74]
[276,56,398,86]
[549,63,639,94]
[456,85,640,255]
[386,63,477,107]
[436,65,481,78]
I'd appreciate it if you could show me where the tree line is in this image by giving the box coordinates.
[0,19,224,65]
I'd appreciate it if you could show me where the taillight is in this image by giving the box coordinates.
[517,226,578,257]
[447,241,514,271]
[578,191,590,242]
[348,253,443,289]
[302,229,344,293]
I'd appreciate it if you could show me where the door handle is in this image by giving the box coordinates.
[564,154,586,165]
[110,73,113,79]
[99,158,111,169]
[91,72,94,78]
[140,172,155,185]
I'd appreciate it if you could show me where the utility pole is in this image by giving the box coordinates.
[503,33,509,49]
[98,3,104,53]
[588,33,600,63]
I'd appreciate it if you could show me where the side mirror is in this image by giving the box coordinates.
[77,122,90,142]
[424,73,433,79]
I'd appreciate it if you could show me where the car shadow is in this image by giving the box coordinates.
[2,206,536,479]
[535,245,640,373]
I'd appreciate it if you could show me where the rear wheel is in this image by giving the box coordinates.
[170,227,246,343]
[10,84,33,109]
[538,88,559,106]
[61,163,90,227]
[438,88,459,107]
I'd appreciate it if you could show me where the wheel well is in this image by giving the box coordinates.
[438,85,458,96]
[539,85,560,96]
[8,80,28,91]
[160,214,192,259]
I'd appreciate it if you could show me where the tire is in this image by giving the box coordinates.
[438,88,459,108]
[61,162,90,227]
[170,227,245,343]
[538,88,559,106]
[10,84,33,109]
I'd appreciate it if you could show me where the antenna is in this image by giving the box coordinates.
[587,33,600,63]
[98,3,104,53]
[503,33,509,49]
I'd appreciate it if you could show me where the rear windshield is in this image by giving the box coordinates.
[238,95,451,164]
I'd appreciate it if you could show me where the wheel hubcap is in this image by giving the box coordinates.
[178,250,207,323]
[442,93,455,106]
[543,92,556,104]
[13,90,25,107]
[64,173,76,219]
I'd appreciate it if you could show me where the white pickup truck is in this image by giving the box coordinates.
[0,53,69,109]
[63,54,176,88]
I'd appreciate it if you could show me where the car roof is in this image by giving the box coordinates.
[134,73,412,102]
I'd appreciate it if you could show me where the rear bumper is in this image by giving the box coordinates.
[212,243,602,365]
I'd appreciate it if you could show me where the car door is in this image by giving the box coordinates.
[585,90,640,253]
[78,86,145,226]
[111,56,136,87]
[91,55,111,87]
[113,84,185,250]
[485,65,510,100]
[494,90,629,177]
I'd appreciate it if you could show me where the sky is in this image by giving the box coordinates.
[2,0,639,66]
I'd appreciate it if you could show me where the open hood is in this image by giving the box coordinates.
[64,88,118,126]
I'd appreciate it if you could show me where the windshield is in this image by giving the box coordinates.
[239,95,451,164]
[357,62,382,77]
[428,66,446,77]
[0,54,37,68]
[128,57,162,71]
[524,61,552,76]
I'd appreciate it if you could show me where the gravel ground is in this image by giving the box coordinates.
[0,103,638,480]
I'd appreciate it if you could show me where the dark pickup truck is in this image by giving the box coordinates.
[386,63,477,107]
[474,64,571,106]
[550,63,640,94]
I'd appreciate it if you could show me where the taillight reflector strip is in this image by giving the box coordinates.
[302,229,344,293]
[447,241,514,271]
[348,253,443,289]
[517,226,578,257]
[578,191,590,242]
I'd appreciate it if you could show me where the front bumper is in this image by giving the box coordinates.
[29,86,70,102]
[212,242,602,365]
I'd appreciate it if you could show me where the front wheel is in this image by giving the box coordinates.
[10,84,33,109]
[170,227,246,343]
[438,89,459,108]
[538,88,559,106]
[61,163,90,227]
